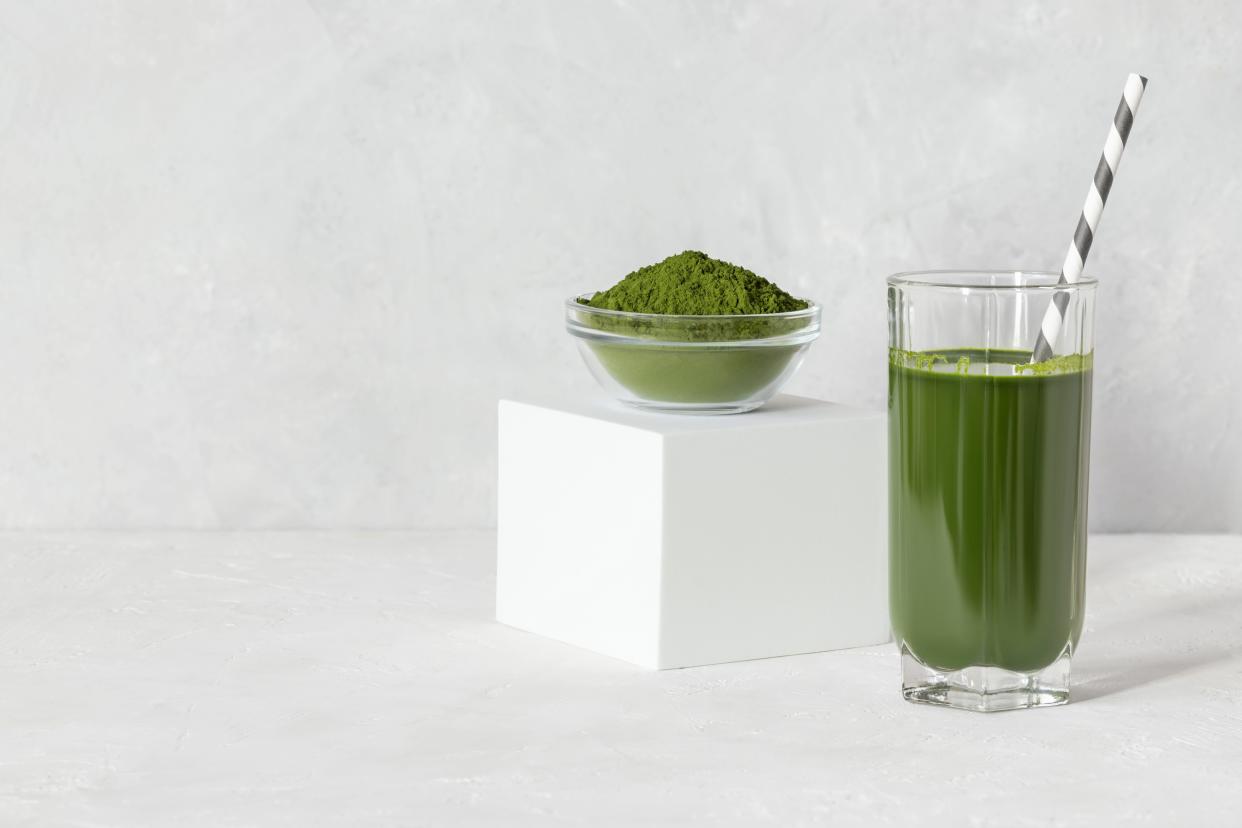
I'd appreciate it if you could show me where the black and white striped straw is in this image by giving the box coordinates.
[1031,73,1148,363]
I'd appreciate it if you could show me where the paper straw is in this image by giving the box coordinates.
[1031,73,1148,362]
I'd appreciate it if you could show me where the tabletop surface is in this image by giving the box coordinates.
[3,531,1240,826]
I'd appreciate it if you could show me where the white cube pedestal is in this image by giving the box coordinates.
[497,394,889,669]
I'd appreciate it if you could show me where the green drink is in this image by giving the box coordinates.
[889,350,1092,673]
[887,271,1097,711]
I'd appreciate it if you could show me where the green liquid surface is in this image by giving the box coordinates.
[888,349,1092,673]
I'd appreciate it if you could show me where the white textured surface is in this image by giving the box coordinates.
[2,531,1240,825]
[1,3,1240,531]
[497,395,888,668]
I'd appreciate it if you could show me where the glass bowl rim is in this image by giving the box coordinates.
[565,294,821,348]
[886,269,1099,291]
[565,293,821,321]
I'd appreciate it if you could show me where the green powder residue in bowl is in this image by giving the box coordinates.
[583,250,808,315]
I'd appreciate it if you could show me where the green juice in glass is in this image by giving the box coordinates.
[888,349,1092,674]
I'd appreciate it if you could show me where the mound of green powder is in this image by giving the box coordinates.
[583,251,808,315]
[571,252,817,407]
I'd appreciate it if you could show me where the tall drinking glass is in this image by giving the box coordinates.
[887,271,1096,712]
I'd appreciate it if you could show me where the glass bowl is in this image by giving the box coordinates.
[565,294,821,414]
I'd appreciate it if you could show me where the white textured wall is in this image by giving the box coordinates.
[1,1,1238,531]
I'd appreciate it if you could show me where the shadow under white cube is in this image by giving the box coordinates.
[497,395,889,669]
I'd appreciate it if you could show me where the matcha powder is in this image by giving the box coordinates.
[584,251,808,315]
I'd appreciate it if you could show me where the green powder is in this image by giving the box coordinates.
[572,251,815,411]
[583,251,808,315]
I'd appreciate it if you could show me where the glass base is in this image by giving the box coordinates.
[901,644,1071,712]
